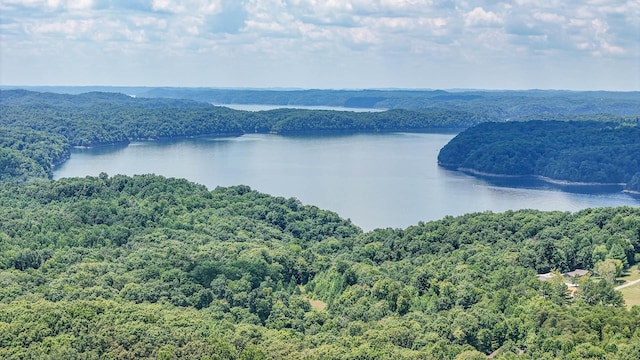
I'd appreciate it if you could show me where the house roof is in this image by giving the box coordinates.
[536,273,556,281]
[537,269,589,282]
[563,269,589,278]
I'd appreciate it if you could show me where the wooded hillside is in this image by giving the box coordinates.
[1,175,639,359]
[2,89,640,358]
[438,121,640,192]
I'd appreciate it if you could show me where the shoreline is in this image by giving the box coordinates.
[63,130,452,169]
[441,163,631,190]
[533,175,625,187]
[59,133,242,169]
[271,127,463,136]
[72,132,247,149]
[455,167,523,179]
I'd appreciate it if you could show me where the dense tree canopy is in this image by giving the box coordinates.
[0,90,483,149]
[133,88,640,120]
[438,121,640,192]
[2,89,640,358]
[1,175,639,359]
[2,90,637,184]
[0,127,70,181]
[0,90,485,182]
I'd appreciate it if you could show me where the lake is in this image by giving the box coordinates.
[53,132,640,231]
[216,104,387,112]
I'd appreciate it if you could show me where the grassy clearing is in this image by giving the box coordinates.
[619,265,640,283]
[308,299,328,311]
[620,283,640,308]
[617,265,640,308]
[299,285,328,311]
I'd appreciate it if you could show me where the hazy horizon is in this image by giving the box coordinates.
[1,1,639,91]
[3,85,640,94]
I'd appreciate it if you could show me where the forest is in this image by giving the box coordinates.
[0,90,487,182]
[0,90,485,144]
[13,86,639,120]
[2,89,639,184]
[1,174,639,359]
[1,89,640,358]
[0,127,70,182]
[438,121,640,192]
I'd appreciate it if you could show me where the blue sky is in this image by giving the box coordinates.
[1,0,638,90]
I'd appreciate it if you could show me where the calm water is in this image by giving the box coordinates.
[216,104,386,112]
[53,133,639,231]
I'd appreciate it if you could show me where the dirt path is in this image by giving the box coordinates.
[615,277,640,291]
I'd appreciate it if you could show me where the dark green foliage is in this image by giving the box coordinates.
[628,173,640,192]
[438,121,640,191]
[577,279,624,306]
[262,108,485,134]
[0,127,70,181]
[3,90,638,183]
[0,90,480,150]
[0,147,49,182]
[2,89,640,358]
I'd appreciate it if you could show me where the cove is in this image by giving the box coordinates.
[53,133,640,231]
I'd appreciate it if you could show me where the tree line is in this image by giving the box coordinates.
[136,87,640,119]
[1,90,483,146]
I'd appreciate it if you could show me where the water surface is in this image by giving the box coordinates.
[216,104,386,112]
[54,133,639,231]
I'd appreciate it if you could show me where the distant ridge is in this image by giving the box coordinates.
[2,86,639,118]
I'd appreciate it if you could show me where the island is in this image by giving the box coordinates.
[438,120,640,193]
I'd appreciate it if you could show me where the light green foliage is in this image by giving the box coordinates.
[2,90,640,358]
[594,259,623,283]
[0,176,639,358]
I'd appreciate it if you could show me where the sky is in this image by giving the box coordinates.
[1,0,639,90]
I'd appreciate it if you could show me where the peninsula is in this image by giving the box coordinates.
[438,121,640,193]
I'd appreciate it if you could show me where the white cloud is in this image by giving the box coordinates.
[590,18,626,55]
[533,12,565,23]
[600,41,625,55]
[67,0,94,10]
[465,7,503,27]
[2,0,95,10]
[514,0,562,7]
[131,16,168,29]
[1,0,638,89]
[151,0,183,13]
[151,0,226,14]
[29,19,94,37]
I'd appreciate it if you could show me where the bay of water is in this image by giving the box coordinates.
[53,133,639,231]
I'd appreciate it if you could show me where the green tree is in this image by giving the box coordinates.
[593,259,622,283]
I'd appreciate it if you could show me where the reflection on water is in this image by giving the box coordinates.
[72,142,129,156]
[54,133,639,231]
[464,172,625,195]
